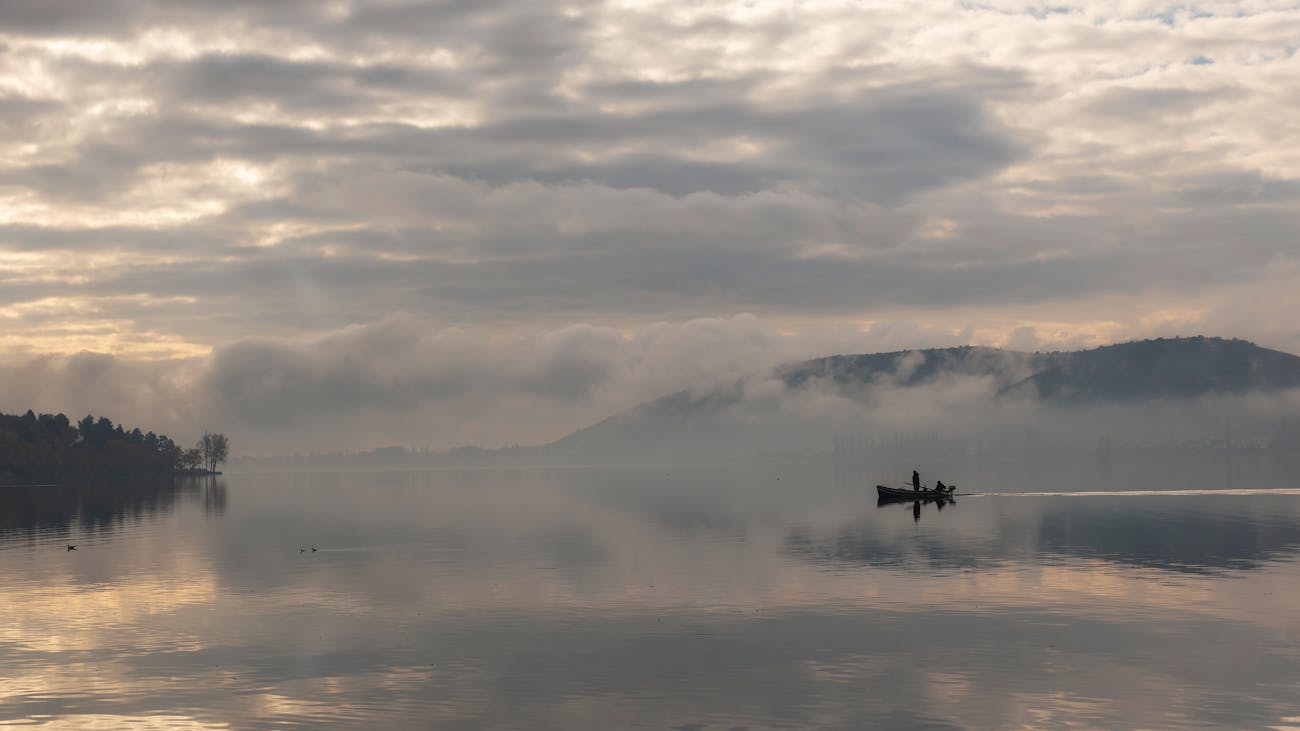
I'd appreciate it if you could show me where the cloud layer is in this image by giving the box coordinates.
[0,313,976,452]
[2,1,1298,450]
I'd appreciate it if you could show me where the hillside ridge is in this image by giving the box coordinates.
[547,336,1300,455]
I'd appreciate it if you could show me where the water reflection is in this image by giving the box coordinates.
[797,494,1300,574]
[875,494,956,523]
[0,476,228,543]
[1,464,1298,729]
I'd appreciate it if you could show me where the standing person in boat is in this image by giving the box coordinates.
[912,470,921,491]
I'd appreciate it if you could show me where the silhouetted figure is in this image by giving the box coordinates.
[912,470,921,491]
[66,544,77,551]
[311,547,317,552]
[936,480,947,492]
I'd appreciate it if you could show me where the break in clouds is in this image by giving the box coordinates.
[1,1,1299,451]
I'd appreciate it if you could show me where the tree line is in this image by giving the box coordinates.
[0,410,229,484]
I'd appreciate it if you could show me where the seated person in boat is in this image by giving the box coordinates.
[935,480,946,492]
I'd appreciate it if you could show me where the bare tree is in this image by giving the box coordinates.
[198,431,231,473]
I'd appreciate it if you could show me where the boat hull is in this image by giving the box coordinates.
[876,484,954,501]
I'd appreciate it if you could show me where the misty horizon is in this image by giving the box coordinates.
[7,332,1300,459]
[218,335,1300,463]
[4,4,1300,727]
[2,1,1299,456]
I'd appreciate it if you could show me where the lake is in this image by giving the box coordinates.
[3,456,1300,729]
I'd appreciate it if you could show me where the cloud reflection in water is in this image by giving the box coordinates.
[0,464,1298,729]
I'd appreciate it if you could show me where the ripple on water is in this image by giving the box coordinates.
[1,468,1299,729]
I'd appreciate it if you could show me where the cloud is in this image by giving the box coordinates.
[1083,85,1245,121]
[3,311,1299,456]
[1,0,1298,449]
[0,351,199,435]
[0,314,990,452]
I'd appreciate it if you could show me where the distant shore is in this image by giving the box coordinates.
[1,411,229,486]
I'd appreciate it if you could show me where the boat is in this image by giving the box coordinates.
[876,484,955,501]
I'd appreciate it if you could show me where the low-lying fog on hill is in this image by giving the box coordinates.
[237,337,1300,469]
[543,336,1300,463]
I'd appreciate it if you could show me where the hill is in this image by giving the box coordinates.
[544,337,1300,460]
[999,337,1300,401]
[780,336,1300,402]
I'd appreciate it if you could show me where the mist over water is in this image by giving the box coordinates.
[5,0,1300,726]
[3,456,1299,729]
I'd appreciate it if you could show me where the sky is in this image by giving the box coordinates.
[1,0,1298,453]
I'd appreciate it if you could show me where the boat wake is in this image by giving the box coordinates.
[973,488,1300,498]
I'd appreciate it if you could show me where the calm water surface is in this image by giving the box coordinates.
[3,457,1300,729]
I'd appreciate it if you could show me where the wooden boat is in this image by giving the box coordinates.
[876,484,955,501]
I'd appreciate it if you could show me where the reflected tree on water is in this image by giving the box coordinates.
[203,478,228,515]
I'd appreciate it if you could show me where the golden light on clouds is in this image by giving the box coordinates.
[0,0,1295,451]
[0,324,211,360]
[0,295,210,359]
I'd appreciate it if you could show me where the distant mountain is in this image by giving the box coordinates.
[1005,337,1300,401]
[545,337,1300,458]
[781,336,1300,403]
[778,345,1031,393]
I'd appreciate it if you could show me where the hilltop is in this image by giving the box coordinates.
[232,336,1300,469]
[781,336,1300,402]
[545,337,1300,460]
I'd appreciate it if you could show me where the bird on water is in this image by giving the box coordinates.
[66,544,77,551]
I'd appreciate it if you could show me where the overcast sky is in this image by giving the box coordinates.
[1,0,1298,453]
